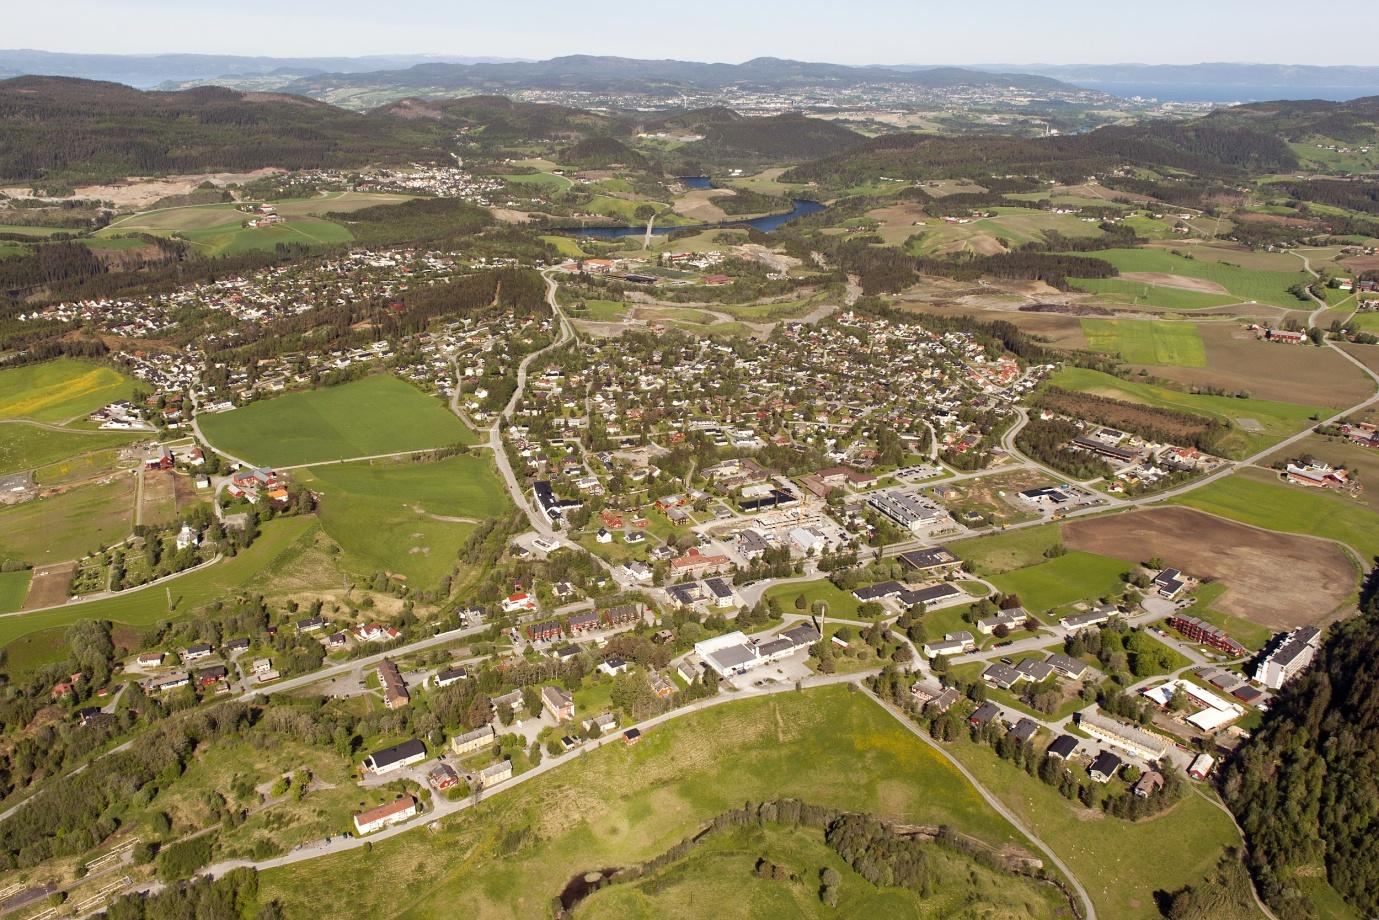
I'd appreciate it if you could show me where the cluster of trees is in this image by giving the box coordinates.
[1015,417,1115,480]
[917,250,1118,291]
[1037,387,1227,452]
[102,868,272,920]
[324,197,493,246]
[1222,578,1379,918]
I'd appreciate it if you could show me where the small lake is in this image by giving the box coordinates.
[565,198,826,240]
[679,175,714,190]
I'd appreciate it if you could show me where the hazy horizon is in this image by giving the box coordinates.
[7,0,1379,68]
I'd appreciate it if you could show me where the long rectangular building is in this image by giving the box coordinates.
[1076,712,1171,761]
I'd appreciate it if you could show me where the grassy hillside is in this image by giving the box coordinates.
[0,359,135,423]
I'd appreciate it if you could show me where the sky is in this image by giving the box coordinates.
[8,0,1379,66]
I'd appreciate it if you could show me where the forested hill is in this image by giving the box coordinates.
[0,76,452,184]
[1196,94,1379,143]
[1222,582,1379,918]
[782,119,1298,185]
[653,109,865,162]
[374,94,628,144]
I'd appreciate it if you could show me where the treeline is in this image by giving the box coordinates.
[1266,179,1379,216]
[1222,578,1379,918]
[1015,417,1114,480]
[1037,386,1227,451]
[918,251,1118,291]
[102,868,269,920]
[324,197,493,246]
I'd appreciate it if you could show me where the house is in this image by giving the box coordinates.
[1045,653,1090,680]
[541,685,575,721]
[451,724,496,756]
[976,606,1028,636]
[137,651,166,668]
[296,616,326,633]
[622,727,642,745]
[1285,462,1348,489]
[969,702,1001,727]
[1152,568,1187,599]
[621,561,654,584]
[1133,770,1165,798]
[225,637,250,654]
[182,643,214,662]
[675,661,701,685]
[477,759,512,789]
[492,689,524,717]
[598,656,630,676]
[896,546,963,575]
[1046,734,1079,760]
[355,623,399,644]
[195,664,228,686]
[981,662,1024,690]
[428,763,460,791]
[1187,753,1216,780]
[648,672,675,699]
[702,577,738,608]
[1060,605,1118,633]
[175,524,200,551]
[1008,718,1039,744]
[552,645,582,665]
[1254,625,1322,689]
[353,795,418,835]
[669,547,731,577]
[503,592,538,614]
[324,631,349,650]
[601,603,642,628]
[433,665,469,688]
[582,712,618,735]
[378,659,409,710]
[923,631,975,658]
[526,620,562,642]
[362,739,426,775]
[1087,751,1123,783]
[568,611,600,634]
[1014,658,1056,683]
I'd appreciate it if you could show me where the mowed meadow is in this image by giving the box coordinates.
[198,374,476,467]
[0,359,135,423]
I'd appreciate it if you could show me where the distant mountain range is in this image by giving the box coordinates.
[0,50,525,89]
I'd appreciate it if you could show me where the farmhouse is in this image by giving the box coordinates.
[353,795,418,835]
[362,739,426,775]
[1285,462,1348,489]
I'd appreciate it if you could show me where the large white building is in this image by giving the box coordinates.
[1254,625,1322,690]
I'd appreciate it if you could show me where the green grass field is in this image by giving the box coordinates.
[949,525,1062,576]
[0,423,137,476]
[1175,470,1379,562]
[0,476,133,566]
[0,571,31,614]
[0,359,136,423]
[260,687,1042,920]
[1073,278,1240,311]
[988,551,1130,612]
[199,375,476,467]
[1081,319,1207,366]
[1070,247,1312,309]
[302,455,508,586]
[579,822,1066,919]
[1048,366,1327,458]
[763,579,864,619]
[942,735,1257,920]
[0,515,318,654]
[99,202,354,256]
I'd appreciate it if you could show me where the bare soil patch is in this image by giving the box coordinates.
[673,189,732,223]
[1,169,281,211]
[1119,272,1230,295]
[139,469,177,526]
[1340,254,1379,273]
[1063,507,1355,627]
[22,562,76,610]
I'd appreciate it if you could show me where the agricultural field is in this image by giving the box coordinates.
[0,423,137,477]
[0,476,134,567]
[260,687,1044,920]
[1047,366,1326,458]
[988,550,1131,613]
[1073,278,1239,311]
[198,374,475,467]
[1063,507,1357,629]
[1265,433,1379,513]
[301,454,508,587]
[0,359,136,423]
[97,201,354,256]
[908,207,1103,257]
[0,571,31,614]
[1080,319,1207,366]
[1071,247,1313,310]
[1175,469,1379,567]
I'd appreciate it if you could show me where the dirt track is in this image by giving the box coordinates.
[1063,506,1355,628]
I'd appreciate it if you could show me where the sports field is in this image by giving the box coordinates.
[302,455,508,586]
[988,550,1130,613]
[260,687,1042,919]
[0,359,136,423]
[1047,367,1326,458]
[1175,469,1379,563]
[0,423,137,477]
[1080,319,1207,366]
[198,375,476,467]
